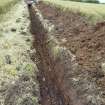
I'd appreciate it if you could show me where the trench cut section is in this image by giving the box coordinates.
[28,4,83,105]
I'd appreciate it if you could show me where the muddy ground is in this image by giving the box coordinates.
[0,1,39,105]
[38,2,105,105]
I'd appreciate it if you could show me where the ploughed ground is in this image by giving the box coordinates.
[37,2,105,105]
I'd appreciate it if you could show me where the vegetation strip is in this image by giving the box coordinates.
[43,0,105,22]
[0,0,20,15]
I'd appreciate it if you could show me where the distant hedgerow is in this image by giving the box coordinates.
[64,0,99,3]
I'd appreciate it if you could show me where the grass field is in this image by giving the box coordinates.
[43,0,105,22]
[0,0,19,14]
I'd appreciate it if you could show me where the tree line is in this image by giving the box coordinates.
[64,0,99,3]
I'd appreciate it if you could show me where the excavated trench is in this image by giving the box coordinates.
[28,4,84,105]
[28,2,105,105]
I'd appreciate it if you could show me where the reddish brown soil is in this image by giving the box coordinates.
[29,4,84,105]
[38,3,105,80]
[37,2,105,105]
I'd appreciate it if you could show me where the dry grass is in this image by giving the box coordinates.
[43,0,105,22]
[0,0,19,14]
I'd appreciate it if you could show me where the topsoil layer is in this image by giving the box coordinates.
[37,2,105,105]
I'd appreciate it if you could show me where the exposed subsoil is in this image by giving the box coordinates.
[29,4,84,105]
[37,2,105,105]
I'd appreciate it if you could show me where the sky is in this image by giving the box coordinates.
[99,0,105,3]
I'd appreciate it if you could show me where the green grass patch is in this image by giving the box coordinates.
[43,0,105,22]
[0,0,20,14]
[0,0,20,21]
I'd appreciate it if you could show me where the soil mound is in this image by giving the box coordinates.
[38,2,105,77]
[38,3,105,105]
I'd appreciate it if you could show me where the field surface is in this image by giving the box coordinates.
[0,0,14,6]
[44,0,105,21]
[0,0,19,14]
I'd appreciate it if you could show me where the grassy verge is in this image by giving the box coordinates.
[0,0,20,21]
[43,0,105,22]
[0,0,20,14]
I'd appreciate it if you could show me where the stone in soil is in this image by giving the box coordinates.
[11,28,17,32]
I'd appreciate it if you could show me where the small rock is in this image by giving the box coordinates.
[0,87,7,93]
[21,27,25,30]
[27,16,30,19]
[61,38,67,44]
[11,28,17,32]
[5,55,11,64]
[20,74,30,82]
[16,65,22,71]
[16,18,21,23]
[26,38,31,42]
[101,63,105,73]
[21,31,27,35]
